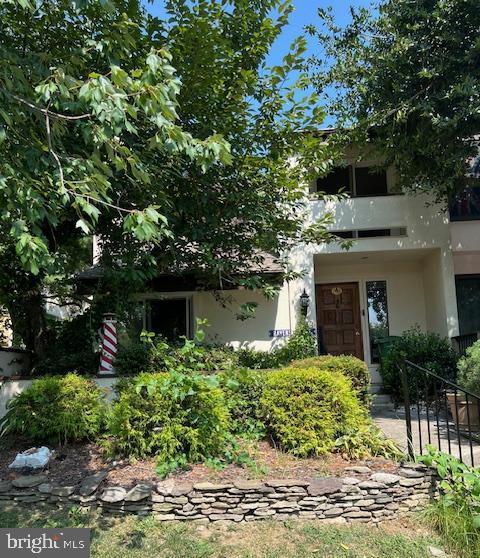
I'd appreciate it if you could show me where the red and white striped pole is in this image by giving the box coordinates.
[99,313,117,375]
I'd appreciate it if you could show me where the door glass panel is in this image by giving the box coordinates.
[147,299,188,343]
[366,281,389,363]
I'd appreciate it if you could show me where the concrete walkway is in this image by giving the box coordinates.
[372,402,480,467]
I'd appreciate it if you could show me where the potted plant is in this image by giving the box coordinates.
[447,341,480,432]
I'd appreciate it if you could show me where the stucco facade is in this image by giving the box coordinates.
[145,168,480,391]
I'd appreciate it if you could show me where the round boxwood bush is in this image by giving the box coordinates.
[0,373,106,444]
[105,372,231,473]
[260,367,369,457]
[290,355,371,406]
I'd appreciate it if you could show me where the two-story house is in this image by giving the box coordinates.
[105,145,479,392]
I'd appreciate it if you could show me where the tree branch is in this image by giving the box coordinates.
[6,91,91,121]
[44,109,65,191]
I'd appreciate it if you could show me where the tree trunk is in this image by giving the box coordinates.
[7,290,48,368]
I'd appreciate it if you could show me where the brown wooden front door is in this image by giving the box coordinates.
[315,282,364,359]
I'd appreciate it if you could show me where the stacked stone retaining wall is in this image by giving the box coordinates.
[0,463,438,524]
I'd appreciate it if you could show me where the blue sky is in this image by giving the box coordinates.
[265,0,374,66]
[144,1,376,124]
[145,1,374,63]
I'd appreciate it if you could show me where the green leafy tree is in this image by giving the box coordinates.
[1,0,336,356]
[97,0,339,318]
[0,0,230,355]
[310,0,480,200]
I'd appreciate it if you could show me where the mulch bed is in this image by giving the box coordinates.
[0,438,398,489]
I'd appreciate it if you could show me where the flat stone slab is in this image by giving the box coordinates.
[193,482,233,492]
[307,478,343,496]
[370,473,401,485]
[358,480,386,489]
[233,480,264,491]
[51,486,75,497]
[265,479,310,488]
[125,484,152,502]
[12,475,47,488]
[0,481,12,493]
[100,486,126,503]
[157,480,192,496]
[37,483,52,494]
[345,466,372,474]
[79,471,108,496]
[398,467,426,478]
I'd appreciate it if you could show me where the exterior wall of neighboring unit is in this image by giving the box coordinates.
[451,221,480,275]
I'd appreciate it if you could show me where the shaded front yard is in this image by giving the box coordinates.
[0,504,445,558]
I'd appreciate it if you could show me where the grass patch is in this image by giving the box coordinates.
[0,503,447,558]
[424,499,480,558]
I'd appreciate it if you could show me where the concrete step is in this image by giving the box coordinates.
[371,393,393,408]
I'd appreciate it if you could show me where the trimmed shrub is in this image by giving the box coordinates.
[105,372,231,475]
[457,340,480,396]
[290,355,371,405]
[0,373,106,444]
[379,326,458,403]
[218,368,267,439]
[260,367,369,457]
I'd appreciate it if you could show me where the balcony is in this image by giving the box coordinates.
[311,194,408,232]
[309,193,451,254]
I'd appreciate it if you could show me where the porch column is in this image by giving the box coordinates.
[288,245,316,331]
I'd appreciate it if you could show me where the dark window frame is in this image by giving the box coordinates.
[455,274,480,336]
[316,164,393,198]
[145,296,193,342]
[365,280,390,364]
[449,184,480,222]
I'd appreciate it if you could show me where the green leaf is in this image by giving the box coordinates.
[75,219,90,234]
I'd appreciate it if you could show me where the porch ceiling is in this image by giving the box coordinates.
[313,248,436,266]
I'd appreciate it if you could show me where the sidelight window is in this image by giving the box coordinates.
[366,281,389,363]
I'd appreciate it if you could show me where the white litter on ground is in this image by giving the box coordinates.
[8,447,52,469]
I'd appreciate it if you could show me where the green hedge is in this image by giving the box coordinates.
[260,367,369,457]
[105,372,230,475]
[217,368,266,439]
[457,340,480,396]
[0,373,106,444]
[290,355,371,405]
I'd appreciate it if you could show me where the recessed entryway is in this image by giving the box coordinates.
[315,282,364,359]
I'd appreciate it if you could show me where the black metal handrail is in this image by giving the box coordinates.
[400,359,480,466]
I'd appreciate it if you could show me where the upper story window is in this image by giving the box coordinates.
[316,165,389,197]
[450,185,480,222]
